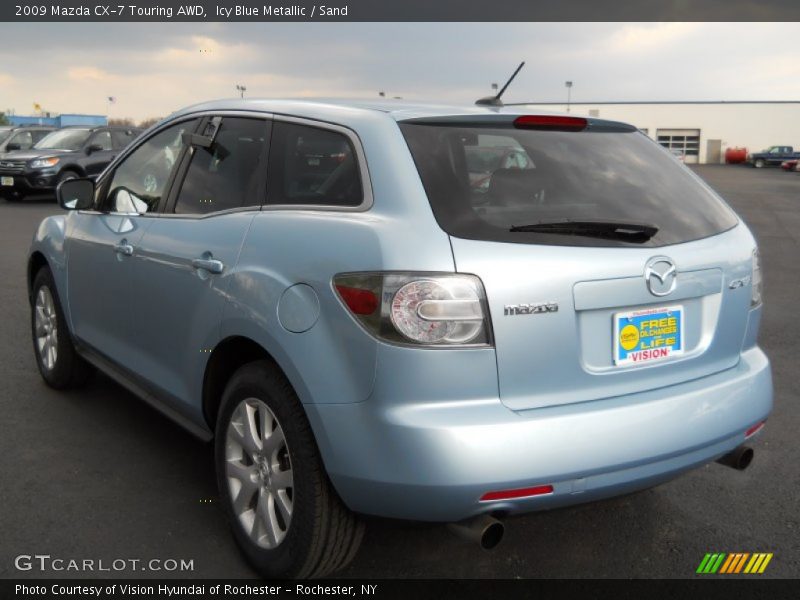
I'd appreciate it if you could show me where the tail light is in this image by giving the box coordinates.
[513,115,587,131]
[751,248,762,307]
[333,273,493,346]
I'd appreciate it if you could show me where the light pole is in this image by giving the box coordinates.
[491,83,498,94]
[565,81,573,113]
[236,84,247,99]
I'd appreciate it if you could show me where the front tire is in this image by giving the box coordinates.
[215,361,363,578]
[754,158,765,168]
[31,267,93,389]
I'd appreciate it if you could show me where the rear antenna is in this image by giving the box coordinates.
[475,62,525,107]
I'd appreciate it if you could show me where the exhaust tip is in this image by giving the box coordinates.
[448,514,504,550]
[736,446,754,470]
[716,445,754,471]
[480,521,504,550]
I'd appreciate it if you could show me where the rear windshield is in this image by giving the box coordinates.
[399,122,738,247]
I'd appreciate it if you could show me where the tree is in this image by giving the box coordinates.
[108,117,135,127]
[0,112,10,126]
[138,117,162,129]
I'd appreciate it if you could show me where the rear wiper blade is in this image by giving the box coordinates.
[509,219,658,242]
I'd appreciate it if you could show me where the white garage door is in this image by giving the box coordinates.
[656,129,701,164]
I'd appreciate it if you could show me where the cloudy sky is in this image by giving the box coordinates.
[0,22,798,121]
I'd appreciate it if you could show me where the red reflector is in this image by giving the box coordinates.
[745,421,765,438]
[514,115,587,130]
[336,285,379,316]
[479,485,554,502]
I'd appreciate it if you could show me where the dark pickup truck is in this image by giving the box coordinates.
[748,145,800,168]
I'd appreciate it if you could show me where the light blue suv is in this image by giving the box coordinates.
[28,100,772,578]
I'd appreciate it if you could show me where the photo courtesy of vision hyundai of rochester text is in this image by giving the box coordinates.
[27,99,772,578]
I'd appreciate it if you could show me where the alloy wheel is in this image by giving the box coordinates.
[225,398,294,549]
[34,286,58,371]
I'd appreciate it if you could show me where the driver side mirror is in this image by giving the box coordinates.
[86,143,104,155]
[6,142,21,151]
[57,178,95,210]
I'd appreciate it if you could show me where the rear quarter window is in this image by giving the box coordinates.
[399,122,738,247]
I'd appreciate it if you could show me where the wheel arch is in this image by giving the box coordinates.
[58,164,86,178]
[202,335,295,432]
[27,251,50,303]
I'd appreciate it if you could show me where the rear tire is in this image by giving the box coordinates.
[215,360,363,578]
[31,267,93,389]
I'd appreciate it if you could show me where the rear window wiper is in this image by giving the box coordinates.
[509,219,658,243]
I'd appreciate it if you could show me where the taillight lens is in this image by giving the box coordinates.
[751,248,762,307]
[333,273,492,346]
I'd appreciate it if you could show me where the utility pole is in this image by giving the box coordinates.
[565,81,573,113]
[236,84,247,99]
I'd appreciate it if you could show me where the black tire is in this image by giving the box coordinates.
[57,170,80,184]
[31,267,93,389]
[754,159,765,169]
[215,360,364,579]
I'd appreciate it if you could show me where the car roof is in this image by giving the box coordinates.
[169,97,617,124]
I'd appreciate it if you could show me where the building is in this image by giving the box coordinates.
[510,101,800,164]
[8,113,107,128]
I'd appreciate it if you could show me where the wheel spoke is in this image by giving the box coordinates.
[275,489,293,522]
[226,460,256,484]
[232,476,258,515]
[229,405,261,455]
[257,491,281,547]
[262,425,285,459]
[271,468,292,491]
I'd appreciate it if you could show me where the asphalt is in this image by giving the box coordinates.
[0,165,798,579]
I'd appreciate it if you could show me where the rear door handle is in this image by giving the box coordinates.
[192,257,225,274]
[114,241,134,257]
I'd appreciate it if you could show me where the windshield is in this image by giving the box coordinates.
[399,122,738,247]
[0,129,12,144]
[34,129,91,151]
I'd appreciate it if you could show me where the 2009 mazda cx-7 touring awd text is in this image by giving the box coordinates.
[28,100,772,578]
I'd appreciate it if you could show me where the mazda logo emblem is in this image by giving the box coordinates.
[644,256,677,296]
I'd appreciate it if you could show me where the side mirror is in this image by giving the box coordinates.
[6,142,21,151]
[57,178,95,210]
[86,143,104,155]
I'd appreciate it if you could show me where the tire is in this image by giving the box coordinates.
[31,267,93,389]
[215,361,363,579]
[57,170,80,184]
[754,159,765,168]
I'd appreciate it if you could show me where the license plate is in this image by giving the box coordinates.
[613,305,684,365]
[1,177,12,186]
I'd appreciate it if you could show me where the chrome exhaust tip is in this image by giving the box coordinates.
[447,514,504,550]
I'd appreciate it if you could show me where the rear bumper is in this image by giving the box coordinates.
[306,347,772,521]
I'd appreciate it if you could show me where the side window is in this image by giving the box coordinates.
[104,120,197,214]
[266,121,363,207]
[89,130,113,151]
[10,131,33,149]
[174,117,268,215]
[111,129,137,150]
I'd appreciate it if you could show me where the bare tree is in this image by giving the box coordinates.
[108,117,135,127]
[138,117,162,129]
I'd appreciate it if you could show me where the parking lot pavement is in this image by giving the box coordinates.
[0,166,798,579]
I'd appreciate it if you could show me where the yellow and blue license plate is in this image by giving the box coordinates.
[613,305,684,365]
[1,177,13,186]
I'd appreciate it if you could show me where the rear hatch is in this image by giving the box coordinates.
[400,114,757,410]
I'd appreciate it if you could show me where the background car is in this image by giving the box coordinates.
[0,125,54,157]
[780,159,798,171]
[0,125,141,201]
